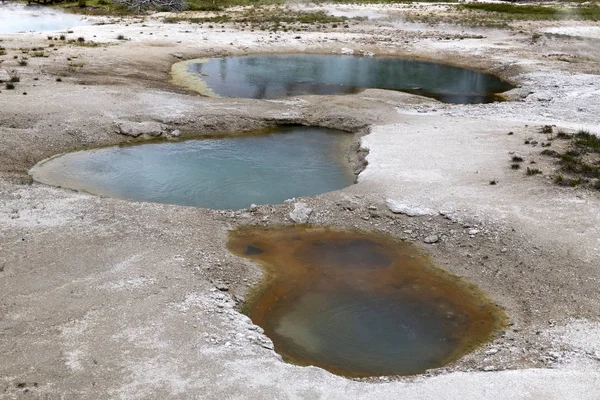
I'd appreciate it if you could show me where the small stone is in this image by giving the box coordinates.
[341,47,354,55]
[289,202,312,224]
[386,199,435,217]
[214,281,229,291]
[423,235,439,244]
[170,129,181,137]
[338,198,359,211]
[249,204,258,212]
[116,121,165,137]
[485,348,500,355]
[547,351,560,360]
[483,366,497,372]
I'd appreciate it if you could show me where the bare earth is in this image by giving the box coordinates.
[1,3,600,399]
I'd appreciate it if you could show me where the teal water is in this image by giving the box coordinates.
[0,5,87,33]
[190,54,514,104]
[30,127,355,209]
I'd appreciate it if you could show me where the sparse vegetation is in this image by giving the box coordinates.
[162,7,346,29]
[526,167,542,176]
[540,129,600,190]
[461,3,600,21]
[8,70,20,83]
[404,2,600,27]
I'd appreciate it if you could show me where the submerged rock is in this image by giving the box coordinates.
[289,202,312,223]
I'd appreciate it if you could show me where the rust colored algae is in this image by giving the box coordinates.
[228,226,507,377]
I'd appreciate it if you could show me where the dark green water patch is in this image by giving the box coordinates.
[29,126,355,210]
[187,54,514,104]
[228,226,507,377]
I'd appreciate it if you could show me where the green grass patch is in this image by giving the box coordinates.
[461,2,600,21]
[575,130,600,152]
[56,0,133,16]
[164,8,347,26]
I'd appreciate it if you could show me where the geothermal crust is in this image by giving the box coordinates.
[1,3,600,398]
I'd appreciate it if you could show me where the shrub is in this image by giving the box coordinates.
[526,167,542,176]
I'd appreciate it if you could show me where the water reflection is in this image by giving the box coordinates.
[190,54,514,104]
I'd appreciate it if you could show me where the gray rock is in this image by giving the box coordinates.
[423,235,439,244]
[338,198,359,211]
[289,202,312,224]
[386,199,435,217]
[116,121,165,138]
[170,129,181,137]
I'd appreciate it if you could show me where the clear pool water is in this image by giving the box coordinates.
[30,127,355,210]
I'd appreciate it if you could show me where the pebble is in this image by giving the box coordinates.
[483,366,497,372]
[423,235,439,244]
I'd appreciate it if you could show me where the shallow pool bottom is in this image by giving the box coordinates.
[30,126,355,210]
[228,226,507,377]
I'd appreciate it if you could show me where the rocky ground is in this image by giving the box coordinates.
[1,2,600,399]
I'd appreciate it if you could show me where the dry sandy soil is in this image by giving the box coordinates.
[1,2,600,399]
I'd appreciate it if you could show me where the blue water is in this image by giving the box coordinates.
[30,127,355,209]
[190,54,514,104]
